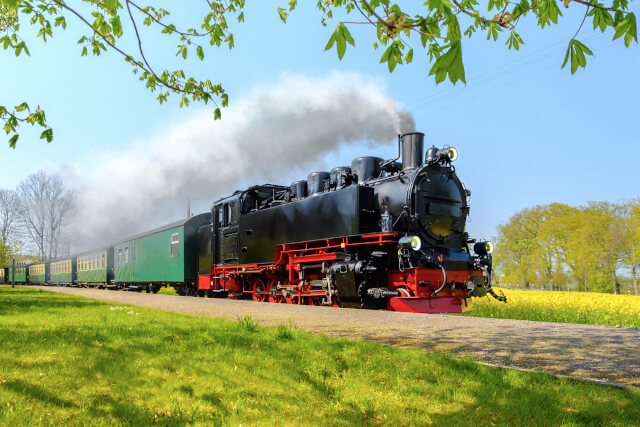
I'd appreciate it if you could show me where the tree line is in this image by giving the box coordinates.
[493,201,640,295]
[0,170,75,267]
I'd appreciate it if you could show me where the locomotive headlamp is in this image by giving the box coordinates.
[447,147,458,162]
[399,235,422,251]
[473,241,494,256]
[426,146,458,163]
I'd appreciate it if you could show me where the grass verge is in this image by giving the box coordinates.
[1,287,639,426]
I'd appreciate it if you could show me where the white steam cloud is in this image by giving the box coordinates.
[71,72,414,247]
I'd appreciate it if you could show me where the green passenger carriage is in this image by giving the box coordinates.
[28,262,49,285]
[9,265,27,283]
[50,258,76,286]
[76,249,113,287]
[0,267,6,284]
[113,213,210,294]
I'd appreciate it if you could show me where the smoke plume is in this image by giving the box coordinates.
[71,72,415,247]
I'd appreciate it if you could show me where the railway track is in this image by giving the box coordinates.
[28,285,640,388]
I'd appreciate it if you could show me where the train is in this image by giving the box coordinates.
[1,132,506,313]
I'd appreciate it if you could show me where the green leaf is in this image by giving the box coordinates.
[340,23,355,47]
[428,41,466,84]
[336,32,346,59]
[15,102,29,112]
[574,39,593,56]
[54,16,67,29]
[379,42,403,72]
[404,48,414,64]
[325,23,354,60]
[40,128,53,143]
[570,47,578,74]
[196,45,204,61]
[625,13,637,47]
[214,107,221,120]
[562,39,593,74]
[324,30,337,51]
[8,134,18,148]
[103,0,119,14]
[561,39,573,69]
[110,15,123,37]
[277,7,288,23]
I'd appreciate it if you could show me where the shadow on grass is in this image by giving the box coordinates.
[1,379,77,409]
[0,288,105,315]
[417,356,640,425]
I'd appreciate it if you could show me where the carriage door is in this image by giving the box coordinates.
[221,200,239,265]
[198,224,214,275]
[130,242,136,279]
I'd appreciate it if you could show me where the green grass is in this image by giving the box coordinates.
[156,286,178,296]
[1,287,639,426]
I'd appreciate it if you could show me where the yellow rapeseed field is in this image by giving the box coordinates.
[464,288,640,328]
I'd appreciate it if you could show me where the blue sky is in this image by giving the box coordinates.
[1,1,639,242]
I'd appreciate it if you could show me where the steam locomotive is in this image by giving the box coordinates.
[198,131,505,313]
[3,131,505,314]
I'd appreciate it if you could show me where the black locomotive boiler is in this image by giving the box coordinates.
[197,132,504,313]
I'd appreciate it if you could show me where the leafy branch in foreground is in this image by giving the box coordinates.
[1,0,244,147]
[0,103,51,148]
[300,0,636,84]
[1,0,637,148]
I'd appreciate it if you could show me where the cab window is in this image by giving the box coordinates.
[228,200,238,225]
[217,207,223,227]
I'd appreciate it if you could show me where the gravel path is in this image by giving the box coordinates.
[27,286,640,388]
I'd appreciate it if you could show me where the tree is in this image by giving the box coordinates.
[531,203,575,290]
[0,189,20,266]
[0,189,19,245]
[494,205,544,287]
[620,199,640,295]
[496,200,638,294]
[1,0,637,146]
[16,170,75,260]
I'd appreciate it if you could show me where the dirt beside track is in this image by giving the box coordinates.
[26,286,640,388]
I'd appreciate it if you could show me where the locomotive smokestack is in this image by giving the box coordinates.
[401,132,424,170]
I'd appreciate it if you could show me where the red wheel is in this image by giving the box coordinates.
[267,280,285,303]
[251,278,268,302]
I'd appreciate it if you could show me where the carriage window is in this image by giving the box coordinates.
[131,244,135,262]
[102,253,106,268]
[124,247,129,264]
[171,233,179,257]
[118,249,122,266]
